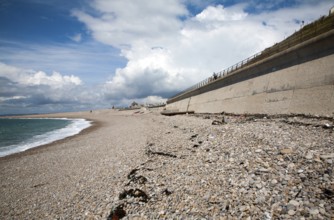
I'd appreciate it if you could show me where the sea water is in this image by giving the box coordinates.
[0,118,91,157]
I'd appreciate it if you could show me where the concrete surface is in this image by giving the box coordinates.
[166,30,334,116]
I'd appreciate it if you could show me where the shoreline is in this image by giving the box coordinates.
[0,118,100,162]
[1,109,333,219]
[0,108,155,219]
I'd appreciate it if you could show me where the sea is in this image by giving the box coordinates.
[0,118,91,157]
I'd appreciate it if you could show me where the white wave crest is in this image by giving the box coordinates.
[0,118,91,157]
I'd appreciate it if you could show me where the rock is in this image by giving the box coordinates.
[271,179,278,185]
[320,154,334,159]
[322,123,333,129]
[305,153,313,160]
[322,188,334,198]
[212,120,223,125]
[102,114,334,219]
[240,205,249,212]
[190,134,198,140]
[309,208,319,215]
[288,210,296,216]
[289,200,299,207]
[107,204,126,220]
[280,148,293,154]
[257,168,270,173]
[161,189,172,196]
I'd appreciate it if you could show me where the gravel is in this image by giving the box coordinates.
[1,110,333,219]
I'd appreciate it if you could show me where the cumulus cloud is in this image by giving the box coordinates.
[195,4,248,22]
[2,0,332,114]
[0,40,125,85]
[73,0,332,103]
[0,62,81,88]
[72,0,187,48]
[0,62,95,114]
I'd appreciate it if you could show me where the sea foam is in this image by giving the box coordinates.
[0,118,91,157]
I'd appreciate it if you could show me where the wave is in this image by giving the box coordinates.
[0,118,91,157]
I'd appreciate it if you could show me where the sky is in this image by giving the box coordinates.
[0,0,333,115]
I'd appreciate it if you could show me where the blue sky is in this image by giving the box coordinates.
[0,0,333,114]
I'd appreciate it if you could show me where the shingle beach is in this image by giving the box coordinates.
[0,109,333,219]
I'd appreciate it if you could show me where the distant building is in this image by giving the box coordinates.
[330,6,334,15]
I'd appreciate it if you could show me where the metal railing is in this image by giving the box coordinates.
[169,13,334,101]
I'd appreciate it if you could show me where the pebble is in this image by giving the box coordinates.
[288,210,296,216]
[320,153,334,159]
[4,113,333,219]
[289,200,299,207]
[271,179,278,185]
[280,148,293,154]
[309,208,319,215]
[305,153,313,160]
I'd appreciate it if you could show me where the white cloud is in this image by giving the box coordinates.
[0,40,125,84]
[195,4,248,22]
[0,62,81,89]
[0,96,27,102]
[2,0,333,114]
[0,62,90,114]
[75,0,332,102]
[72,0,188,48]
[69,33,82,42]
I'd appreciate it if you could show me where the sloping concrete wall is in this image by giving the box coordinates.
[166,30,334,116]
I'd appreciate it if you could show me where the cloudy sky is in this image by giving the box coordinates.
[0,0,333,115]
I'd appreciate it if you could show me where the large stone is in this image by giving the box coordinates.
[320,154,334,159]
[280,148,293,154]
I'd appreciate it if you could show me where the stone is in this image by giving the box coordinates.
[320,154,334,159]
[309,209,319,215]
[305,153,313,160]
[288,210,296,216]
[161,189,172,196]
[256,183,263,189]
[107,205,126,220]
[322,188,334,198]
[289,200,299,207]
[240,205,249,212]
[212,120,223,125]
[280,148,293,154]
[322,123,333,129]
[271,179,278,185]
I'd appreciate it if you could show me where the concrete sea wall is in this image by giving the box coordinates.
[166,30,334,116]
